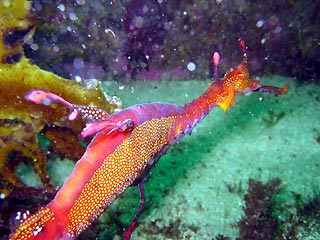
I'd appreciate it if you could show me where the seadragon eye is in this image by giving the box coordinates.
[122,119,134,130]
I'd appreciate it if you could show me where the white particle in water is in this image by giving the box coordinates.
[256,19,264,28]
[0,193,5,199]
[132,16,144,28]
[105,28,116,37]
[75,75,82,82]
[3,0,10,7]
[73,58,84,69]
[187,62,196,71]
[53,45,59,52]
[140,62,147,69]
[57,4,65,12]
[142,5,149,14]
[30,43,39,51]
[69,12,78,21]
[274,26,282,34]
[76,0,86,5]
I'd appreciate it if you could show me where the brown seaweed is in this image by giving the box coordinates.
[0,1,122,237]
[0,0,121,198]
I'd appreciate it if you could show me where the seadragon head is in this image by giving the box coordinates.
[212,39,288,111]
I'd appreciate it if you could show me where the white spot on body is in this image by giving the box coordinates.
[33,226,43,236]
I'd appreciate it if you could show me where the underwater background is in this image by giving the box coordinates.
[0,0,319,239]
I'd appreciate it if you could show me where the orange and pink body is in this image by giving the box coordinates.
[11,40,287,240]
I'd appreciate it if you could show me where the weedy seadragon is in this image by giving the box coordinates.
[11,40,287,240]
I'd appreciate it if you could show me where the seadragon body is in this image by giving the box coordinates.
[11,40,287,240]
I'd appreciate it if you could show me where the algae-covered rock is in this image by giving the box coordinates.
[0,0,121,199]
[0,0,34,63]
